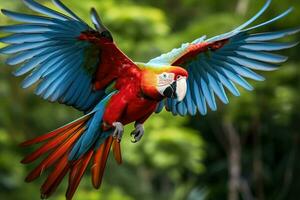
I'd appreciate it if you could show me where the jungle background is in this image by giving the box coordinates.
[0,0,299,200]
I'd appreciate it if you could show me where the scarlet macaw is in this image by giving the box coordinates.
[0,0,299,199]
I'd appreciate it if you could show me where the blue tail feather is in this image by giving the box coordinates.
[68,92,116,161]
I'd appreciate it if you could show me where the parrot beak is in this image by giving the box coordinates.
[161,77,187,101]
[175,77,187,102]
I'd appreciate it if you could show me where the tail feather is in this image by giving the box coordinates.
[21,123,85,164]
[20,115,90,147]
[41,154,70,198]
[66,150,94,200]
[92,136,113,189]
[21,119,122,199]
[112,140,122,164]
[25,123,85,182]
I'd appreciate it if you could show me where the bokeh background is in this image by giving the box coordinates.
[0,0,299,200]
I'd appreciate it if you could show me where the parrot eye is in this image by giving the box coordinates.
[162,73,168,79]
[177,75,182,79]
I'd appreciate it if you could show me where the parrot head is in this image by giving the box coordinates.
[139,63,188,101]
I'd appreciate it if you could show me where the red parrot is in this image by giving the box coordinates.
[0,0,299,199]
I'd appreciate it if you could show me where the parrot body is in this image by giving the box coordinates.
[0,0,299,199]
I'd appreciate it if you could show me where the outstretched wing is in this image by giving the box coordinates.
[151,0,300,116]
[0,0,135,112]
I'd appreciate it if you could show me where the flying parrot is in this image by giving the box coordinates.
[0,0,299,199]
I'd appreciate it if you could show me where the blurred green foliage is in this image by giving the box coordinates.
[0,0,299,200]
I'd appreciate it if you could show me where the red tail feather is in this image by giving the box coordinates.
[25,124,85,182]
[21,118,123,199]
[66,150,94,200]
[112,139,122,164]
[41,154,70,198]
[21,123,84,164]
[20,116,90,147]
[92,136,113,189]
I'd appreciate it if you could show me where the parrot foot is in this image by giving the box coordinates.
[130,123,144,143]
[112,122,124,142]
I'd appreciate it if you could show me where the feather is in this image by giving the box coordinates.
[245,7,294,32]
[25,124,85,182]
[235,0,272,31]
[15,52,58,77]
[228,56,278,71]
[52,0,85,22]
[202,61,229,104]
[155,101,165,113]
[246,27,300,42]
[40,154,70,198]
[50,66,82,102]
[194,62,217,111]
[208,61,240,96]
[189,72,207,115]
[0,24,52,33]
[1,9,54,24]
[0,33,49,44]
[92,136,113,189]
[21,123,83,164]
[20,114,90,147]
[112,139,122,164]
[224,61,265,81]
[66,150,93,200]
[23,0,70,21]
[0,41,55,54]
[234,50,288,64]
[241,42,299,51]
[184,80,197,115]
[42,59,80,99]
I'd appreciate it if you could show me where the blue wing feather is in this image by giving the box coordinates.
[234,50,288,64]
[1,9,54,24]
[240,42,299,51]
[0,1,105,111]
[14,44,76,76]
[0,24,52,33]
[23,0,70,21]
[52,0,85,23]
[245,7,294,32]
[246,27,300,42]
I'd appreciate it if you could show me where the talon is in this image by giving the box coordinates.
[112,122,124,142]
[130,123,144,143]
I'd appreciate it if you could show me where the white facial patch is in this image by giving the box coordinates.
[157,72,175,86]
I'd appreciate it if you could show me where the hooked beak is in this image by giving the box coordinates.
[160,77,187,101]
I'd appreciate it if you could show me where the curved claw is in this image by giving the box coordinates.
[112,122,124,143]
[130,124,144,143]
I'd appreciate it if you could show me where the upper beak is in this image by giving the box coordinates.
[176,77,187,101]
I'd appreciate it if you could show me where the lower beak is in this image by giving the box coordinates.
[176,77,187,101]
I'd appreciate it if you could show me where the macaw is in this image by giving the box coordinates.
[0,0,299,199]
